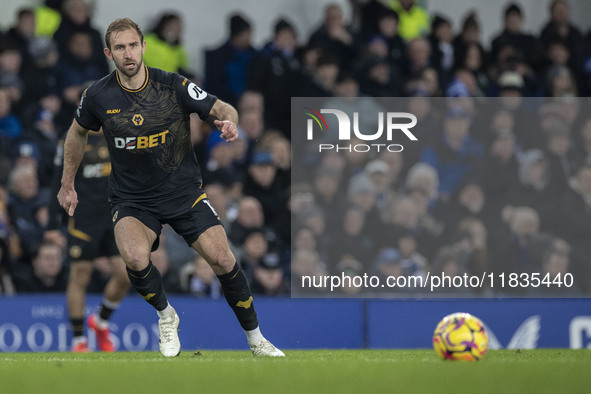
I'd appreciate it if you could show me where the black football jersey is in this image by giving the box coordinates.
[48,131,112,230]
[75,66,216,204]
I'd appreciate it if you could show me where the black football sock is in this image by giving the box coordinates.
[98,299,119,321]
[217,262,259,331]
[71,317,84,338]
[126,261,169,311]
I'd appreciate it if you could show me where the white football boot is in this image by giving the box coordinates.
[158,308,181,357]
[250,339,285,357]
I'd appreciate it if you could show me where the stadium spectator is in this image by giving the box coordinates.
[490,3,540,67]
[572,117,591,165]
[428,15,454,88]
[256,131,291,192]
[143,13,189,74]
[19,38,61,114]
[529,243,579,295]
[55,31,104,107]
[34,0,62,38]
[436,176,496,240]
[12,241,67,292]
[375,8,408,75]
[0,87,23,161]
[434,246,472,287]
[455,42,489,94]
[390,0,430,41]
[297,52,340,96]
[491,205,543,280]
[481,127,520,215]
[0,184,15,295]
[357,55,403,96]
[239,228,268,279]
[455,217,490,281]
[308,4,358,71]
[0,45,24,106]
[539,0,585,68]
[347,173,384,231]
[151,240,181,294]
[446,68,481,97]
[241,228,286,296]
[228,197,281,256]
[205,13,256,107]
[203,129,239,186]
[236,110,264,166]
[7,164,49,265]
[243,151,289,242]
[293,226,319,257]
[4,8,36,65]
[354,0,390,40]
[558,162,591,291]
[291,249,328,294]
[237,90,264,115]
[52,0,108,77]
[312,166,344,236]
[332,204,377,266]
[21,111,60,191]
[203,181,236,227]
[385,188,439,262]
[506,149,560,232]
[178,254,221,298]
[372,247,403,284]
[404,162,439,207]
[334,255,365,295]
[406,37,431,78]
[543,120,574,193]
[420,106,484,199]
[247,18,301,135]
[363,159,396,215]
[546,65,578,96]
[389,228,429,278]
[453,12,482,57]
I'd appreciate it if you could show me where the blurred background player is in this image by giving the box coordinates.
[46,130,129,352]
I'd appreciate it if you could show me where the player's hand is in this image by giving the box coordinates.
[57,186,78,216]
[214,120,239,142]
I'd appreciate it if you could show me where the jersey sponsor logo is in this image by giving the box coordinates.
[114,130,170,150]
[187,82,207,101]
[132,114,144,126]
[82,162,111,178]
[107,109,121,114]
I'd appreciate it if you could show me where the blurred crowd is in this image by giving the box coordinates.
[0,0,590,296]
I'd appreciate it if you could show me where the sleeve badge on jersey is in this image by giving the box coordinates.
[187,82,207,101]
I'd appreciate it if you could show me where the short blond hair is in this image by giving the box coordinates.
[105,18,143,50]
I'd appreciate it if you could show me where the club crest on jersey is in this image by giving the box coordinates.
[132,114,144,126]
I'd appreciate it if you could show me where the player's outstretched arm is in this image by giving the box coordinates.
[210,99,239,142]
[57,119,89,216]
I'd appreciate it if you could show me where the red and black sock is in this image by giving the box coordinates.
[71,317,84,338]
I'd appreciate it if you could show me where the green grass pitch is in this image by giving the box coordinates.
[1,349,590,393]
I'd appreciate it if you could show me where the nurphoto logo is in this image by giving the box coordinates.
[304,107,418,153]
